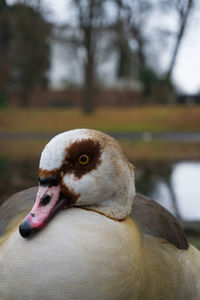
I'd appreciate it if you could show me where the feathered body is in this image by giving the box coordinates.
[0,129,199,299]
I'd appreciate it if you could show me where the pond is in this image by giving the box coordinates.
[1,155,200,223]
[136,161,200,222]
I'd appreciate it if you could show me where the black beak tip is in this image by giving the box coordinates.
[19,220,32,238]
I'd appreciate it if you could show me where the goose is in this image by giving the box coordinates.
[0,128,200,300]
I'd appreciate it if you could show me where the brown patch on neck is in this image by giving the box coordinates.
[60,179,80,206]
[39,168,59,179]
[62,139,103,179]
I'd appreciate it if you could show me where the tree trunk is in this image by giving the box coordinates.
[83,60,94,114]
[82,18,95,113]
[166,0,193,80]
[0,0,11,107]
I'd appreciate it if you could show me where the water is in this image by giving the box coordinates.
[171,162,200,221]
[148,162,200,221]
[1,156,200,222]
[134,160,200,222]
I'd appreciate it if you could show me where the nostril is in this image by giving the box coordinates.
[40,194,51,206]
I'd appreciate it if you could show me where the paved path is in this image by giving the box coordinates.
[1,131,200,142]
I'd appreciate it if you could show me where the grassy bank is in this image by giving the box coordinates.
[1,106,200,133]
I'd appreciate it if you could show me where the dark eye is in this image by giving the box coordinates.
[78,154,90,165]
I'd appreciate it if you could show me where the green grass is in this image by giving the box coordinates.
[1,106,200,133]
[188,237,200,250]
[1,105,200,162]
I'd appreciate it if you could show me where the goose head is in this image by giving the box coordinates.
[19,129,135,238]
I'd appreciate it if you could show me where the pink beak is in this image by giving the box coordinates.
[19,184,70,238]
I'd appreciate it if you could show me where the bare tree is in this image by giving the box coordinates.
[114,0,131,79]
[70,0,107,113]
[165,0,195,80]
[113,0,197,99]
[113,0,157,95]
[55,0,196,107]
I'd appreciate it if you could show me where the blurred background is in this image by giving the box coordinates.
[0,0,200,247]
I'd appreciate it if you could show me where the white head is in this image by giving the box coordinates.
[19,129,135,238]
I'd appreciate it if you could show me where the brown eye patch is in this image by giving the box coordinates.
[63,139,102,179]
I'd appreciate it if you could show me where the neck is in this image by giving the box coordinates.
[84,162,135,221]
[85,188,135,221]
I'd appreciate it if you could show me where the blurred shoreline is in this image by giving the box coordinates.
[1,131,200,142]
